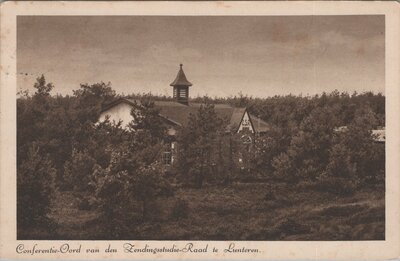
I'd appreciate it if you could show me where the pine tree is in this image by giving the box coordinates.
[176,101,227,188]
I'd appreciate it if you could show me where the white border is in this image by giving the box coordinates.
[1,1,399,260]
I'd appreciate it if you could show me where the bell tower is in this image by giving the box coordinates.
[170,64,192,105]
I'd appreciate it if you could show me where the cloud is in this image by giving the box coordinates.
[17,16,385,97]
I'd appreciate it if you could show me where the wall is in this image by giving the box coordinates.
[98,102,134,128]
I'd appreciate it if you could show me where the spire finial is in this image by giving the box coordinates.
[180,63,183,69]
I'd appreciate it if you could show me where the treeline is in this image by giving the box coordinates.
[176,91,385,192]
[17,75,385,239]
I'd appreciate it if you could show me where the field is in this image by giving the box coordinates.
[35,182,385,241]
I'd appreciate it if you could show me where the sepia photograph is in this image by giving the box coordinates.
[1,1,400,260]
[15,14,387,241]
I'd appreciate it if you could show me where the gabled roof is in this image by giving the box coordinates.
[170,64,193,87]
[100,98,271,133]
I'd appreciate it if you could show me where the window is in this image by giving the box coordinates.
[162,142,174,165]
[179,89,187,97]
[242,118,250,127]
[163,151,172,165]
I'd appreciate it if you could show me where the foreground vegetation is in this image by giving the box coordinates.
[17,76,385,240]
[31,183,384,240]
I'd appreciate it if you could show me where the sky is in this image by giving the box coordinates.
[17,15,384,98]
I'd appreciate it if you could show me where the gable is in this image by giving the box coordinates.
[98,101,134,128]
[237,111,254,133]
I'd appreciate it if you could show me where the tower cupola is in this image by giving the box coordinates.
[170,64,192,105]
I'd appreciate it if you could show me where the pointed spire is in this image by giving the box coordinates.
[170,64,192,87]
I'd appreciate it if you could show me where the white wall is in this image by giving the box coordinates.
[98,102,134,129]
[237,111,254,133]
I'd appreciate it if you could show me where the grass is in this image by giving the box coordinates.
[24,181,384,240]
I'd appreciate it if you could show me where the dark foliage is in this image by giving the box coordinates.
[17,75,385,240]
[17,144,56,235]
[175,101,231,188]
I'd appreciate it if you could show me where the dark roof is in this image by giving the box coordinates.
[170,64,193,87]
[249,114,271,133]
[101,98,270,133]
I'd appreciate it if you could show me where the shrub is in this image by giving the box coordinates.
[17,144,56,235]
[315,174,357,196]
[64,149,96,191]
[271,153,294,181]
[93,149,173,238]
[325,142,357,178]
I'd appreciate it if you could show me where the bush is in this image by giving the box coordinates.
[325,142,357,178]
[64,149,96,191]
[17,144,56,235]
[314,174,357,196]
[93,148,174,238]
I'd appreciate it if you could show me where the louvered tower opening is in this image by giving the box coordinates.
[170,64,192,105]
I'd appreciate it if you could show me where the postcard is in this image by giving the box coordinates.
[0,1,399,260]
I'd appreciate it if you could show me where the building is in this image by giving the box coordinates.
[333,126,386,143]
[98,64,270,165]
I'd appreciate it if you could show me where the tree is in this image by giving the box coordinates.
[336,107,384,185]
[129,96,167,144]
[93,140,172,238]
[176,101,228,188]
[253,126,291,177]
[90,97,173,238]
[34,74,54,96]
[272,106,338,183]
[73,82,116,123]
[18,75,62,179]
